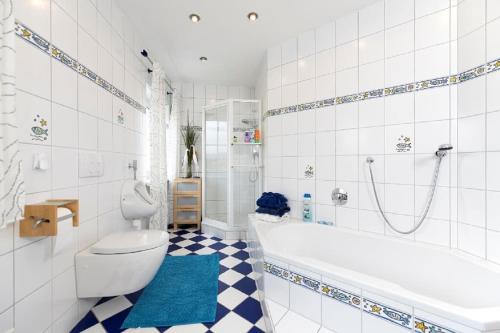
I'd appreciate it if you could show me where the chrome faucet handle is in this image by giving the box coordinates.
[332,188,348,205]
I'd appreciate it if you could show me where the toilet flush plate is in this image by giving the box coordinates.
[79,152,104,178]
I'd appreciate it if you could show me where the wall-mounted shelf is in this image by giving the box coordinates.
[231,142,262,146]
[20,199,79,237]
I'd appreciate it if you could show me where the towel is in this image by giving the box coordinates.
[256,192,288,210]
[256,213,289,223]
[256,206,290,217]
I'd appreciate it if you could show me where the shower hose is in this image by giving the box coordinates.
[366,155,444,235]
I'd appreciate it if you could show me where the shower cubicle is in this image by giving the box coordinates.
[201,99,262,238]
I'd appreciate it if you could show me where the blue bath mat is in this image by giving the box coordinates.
[121,254,219,328]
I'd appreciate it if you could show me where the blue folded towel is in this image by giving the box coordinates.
[256,206,290,217]
[256,192,288,210]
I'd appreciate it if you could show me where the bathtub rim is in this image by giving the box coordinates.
[250,216,500,331]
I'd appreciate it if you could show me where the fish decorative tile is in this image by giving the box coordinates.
[117,109,125,125]
[264,58,500,119]
[396,135,412,153]
[414,318,456,333]
[304,164,314,178]
[362,298,412,329]
[15,20,146,114]
[31,114,48,142]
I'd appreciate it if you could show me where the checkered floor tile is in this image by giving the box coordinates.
[70,228,265,333]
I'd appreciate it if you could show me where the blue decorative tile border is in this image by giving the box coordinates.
[263,262,457,332]
[264,58,500,118]
[15,21,146,113]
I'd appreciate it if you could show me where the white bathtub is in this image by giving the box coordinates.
[248,215,500,333]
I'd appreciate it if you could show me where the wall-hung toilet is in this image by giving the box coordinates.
[75,180,169,298]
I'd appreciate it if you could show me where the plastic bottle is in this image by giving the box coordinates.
[303,193,312,222]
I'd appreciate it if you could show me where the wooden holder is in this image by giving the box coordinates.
[19,199,79,237]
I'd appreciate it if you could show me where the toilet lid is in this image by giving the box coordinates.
[90,230,169,254]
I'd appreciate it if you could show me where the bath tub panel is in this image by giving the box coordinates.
[289,265,322,323]
[318,328,335,333]
[264,256,290,308]
[266,299,287,326]
[361,291,413,333]
[322,294,361,333]
[321,276,362,333]
[362,312,410,333]
[413,308,481,333]
[275,310,321,333]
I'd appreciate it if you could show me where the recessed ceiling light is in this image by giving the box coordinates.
[200,56,208,62]
[247,12,258,21]
[189,14,201,22]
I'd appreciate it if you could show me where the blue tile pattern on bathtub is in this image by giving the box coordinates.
[362,298,411,329]
[414,318,456,333]
[71,228,265,333]
[264,262,458,332]
[15,21,146,113]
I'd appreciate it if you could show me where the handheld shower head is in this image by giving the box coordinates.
[436,144,453,157]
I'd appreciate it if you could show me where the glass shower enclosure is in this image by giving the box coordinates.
[202,99,262,236]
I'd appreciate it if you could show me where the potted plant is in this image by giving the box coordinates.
[181,115,199,178]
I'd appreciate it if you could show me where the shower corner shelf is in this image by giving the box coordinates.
[231,142,262,146]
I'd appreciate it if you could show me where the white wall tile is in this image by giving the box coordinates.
[415,87,450,122]
[457,0,485,38]
[415,0,449,18]
[14,238,52,302]
[316,49,334,76]
[52,3,77,57]
[315,22,335,52]
[282,38,298,64]
[336,68,358,96]
[336,12,358,45]
[298,79,316,104]
[385,0,414,28]
[78,0,97,38]
[298,30,316,59]
[385,22,414,58]
[359,32,384,65]
[359,61,384,92]
[15,283,52,333]
[359,1,384,37]
[415,9,450,50]
[298,55,316,81]
[267,45,281,69]
[52,60,78,110]
[0,253,13,313]
[16,41,51,100]
[336,41,358,71]
[415,43,450,81]
[385,52,414,87]
[281,62,297,85]
[14,0,51,37]
[488,19,500,61]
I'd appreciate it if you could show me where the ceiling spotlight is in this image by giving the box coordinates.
[189,14,201,22]
[247,12,258,21]
[200,56,208,62]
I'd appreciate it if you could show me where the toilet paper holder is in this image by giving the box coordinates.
[20,199,79,237]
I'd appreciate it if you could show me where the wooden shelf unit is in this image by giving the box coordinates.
[173,178,202,230]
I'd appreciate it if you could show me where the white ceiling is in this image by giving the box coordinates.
[118,0,377,86]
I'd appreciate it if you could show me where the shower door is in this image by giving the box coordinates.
[203,102,228,224]
[202,99,262,230]
[230,100,262,227]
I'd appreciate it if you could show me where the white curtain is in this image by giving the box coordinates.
[0,0,24,228]
[149,62,169,230]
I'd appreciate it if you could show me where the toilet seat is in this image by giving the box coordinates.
[90,230,169,254]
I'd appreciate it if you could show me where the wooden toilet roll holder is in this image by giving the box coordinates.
[19,199,79,237]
